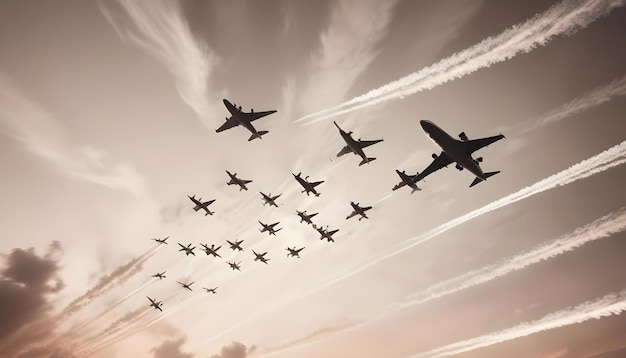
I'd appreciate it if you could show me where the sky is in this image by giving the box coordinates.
[1,0,626,357]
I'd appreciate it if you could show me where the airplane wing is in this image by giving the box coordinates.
[202,199,216,206]
[311,180,324,187]
[239,110,277,122]
[463,134,505,153]
[336,146,352,157]
[414,152,454,182]
[363,206,373,211]
[157,306,162,311]
[358,138,383,148]
[346,211,357,220]
[216,116,240,132]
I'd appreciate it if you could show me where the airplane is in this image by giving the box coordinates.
[200,243,222,258]
[296,210,318,226]
[346,201,372,221]
[413,120,505,187]
[215,99,277,141]
[227,261,242,271]
[177,281,194,291]
[188,195,216,216]
[334,121,383,166]
[226,239,244,251]
[260,192,281,207]
[252,250,270,264]
[146,296,163,312]
[203,287,218,294]
[259,221,282,236]
[316,225,339,242]
[152,236,169,245]
[226,170,253,191]
[286,246,305,258]
[292,172,324,197]
[178,243,196,256]
[392,169,422,194]
[151,271,166,280]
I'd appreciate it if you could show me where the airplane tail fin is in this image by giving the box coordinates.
[410,187,421,194]
[470,171,500,188]
[359,157,376,166]
[248,130,269,141]
[205,210,214,216]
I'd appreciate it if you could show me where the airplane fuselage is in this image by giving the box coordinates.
[339,130,367,160]
[223,99,258,135]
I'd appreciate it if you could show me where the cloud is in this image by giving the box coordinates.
[151,337,194,358]
[209,341,255,358]
[297,0,626,123]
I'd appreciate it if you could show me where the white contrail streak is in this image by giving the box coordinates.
[296,0,625,124]
[412,290,626,357]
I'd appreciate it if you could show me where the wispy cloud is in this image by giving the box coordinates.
[412,290,626,357]
[297,0,626,124]
[102,0,222,125]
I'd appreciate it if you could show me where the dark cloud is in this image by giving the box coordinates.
[151,337,193,358]
[209,341,256,358]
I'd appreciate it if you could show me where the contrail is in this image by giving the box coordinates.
[411,290,626,357]
[296,0,625,124]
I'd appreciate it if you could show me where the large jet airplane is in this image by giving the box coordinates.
[152,272,166,280]
[188,195,216,216]
[411,120,505,187]
[259,221,282,236]
[226,170,253,191]
[152,236,169,245]
[177,281,194,291]
[252,250,270,264]
[346,201,372,221]
[334,121,383,166]
[178,243,196,256]
[392,169,422,194]
[200,243,221,258]
[292,172,324,197]
[227,239,244,251]
[296,210,318,226]
[227,261,242,271]
[216,99,277,141]
[286,246,305,258]
[260,192,281,207]
[203,287,218,294]
[316,225,339,242]
[147,296,163,312]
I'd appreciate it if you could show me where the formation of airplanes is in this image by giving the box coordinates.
[145,99,506,312]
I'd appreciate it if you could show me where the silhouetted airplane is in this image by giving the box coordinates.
[316,225,339,242]
[152,272,166,280]
[414,120,505,187]
[200,243,221,258]
[203,287,218,294]
[392,169,422,193]
[252,250,270,264]
[177,281,194,291]
[334,121,383,166]
[188,195,216,216]
[152,236,169,245]
[286,246,305,258]
[346,201,372,221]
[178,243,196,256]
[226,170,253,191]
[292,172,324,196]
[260,192,281,207]
[296,210,318,226]
[259,221,282,236]
[227,239,244,251]
[216,99,277,141]
[227,261,242,271]
[147,296,163,312]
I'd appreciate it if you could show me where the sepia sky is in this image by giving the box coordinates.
[1,0,626,357]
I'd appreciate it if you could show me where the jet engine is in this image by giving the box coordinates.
[432,153,438,159]
[459,132,468,141]
[474,157,483,165]
[455,163,463,171]
[251,108,254,113]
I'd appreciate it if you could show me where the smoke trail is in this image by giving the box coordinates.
[412,290,626,357]
[296,0,625,124]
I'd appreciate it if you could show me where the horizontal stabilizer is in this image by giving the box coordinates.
[359,157,376,166]
[248,130,269,141]
[469,171,500,188]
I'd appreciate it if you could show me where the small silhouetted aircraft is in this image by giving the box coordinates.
[227,261,242,271]
[414,120,505,187]
[177,281,194,291]
[216,99,277,141]
[252,250,270,264]
[286,246,305,258]
[346,201,372,221]
[334,121,383,166]
[152,271,166,280]
[227,239,244,251]
[188,195,216,216]
[203,287,218,294]
[260,192,281,207]
[200,243,221,258]
[147,296,163,312]
[316,225,339,242]
[178,243,196,256]
[292,172,324,196]
[296,210,318,225]
[226,170,253,191]
[152,236,169,245]
[392,169,422,194]
[259,221,282,236]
